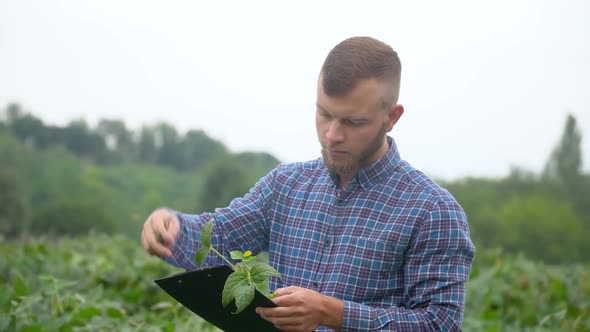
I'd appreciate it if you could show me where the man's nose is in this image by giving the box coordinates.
[325,121,344,143]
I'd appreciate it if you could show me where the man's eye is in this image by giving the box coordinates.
[344,119,362,126]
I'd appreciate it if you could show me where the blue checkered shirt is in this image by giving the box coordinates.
[165,137,475,331]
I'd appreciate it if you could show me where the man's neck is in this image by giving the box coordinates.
[339,175,352,190]
[337,138,390,189]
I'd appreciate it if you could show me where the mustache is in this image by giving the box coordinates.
[322,143,344,150]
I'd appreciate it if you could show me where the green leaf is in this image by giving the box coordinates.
[234,262,249,273]
[230,250,244,260]
[233,284,255,314]
[13,274,29,297]
[74,306,102,320]
[222,270,249,308]
[255,279,270,295]
[163,322,176,332]
[20,324,46,332]
[254,251,270,263]
[250,262,283,284]
[6,317,16,332]
[242,255,255,262]
[106,307,124,318]
[201,219,214,247]
[195,246,211,267]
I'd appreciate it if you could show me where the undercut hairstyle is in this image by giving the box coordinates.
[320,36,401,104]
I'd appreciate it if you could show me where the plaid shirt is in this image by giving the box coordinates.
[166,137,475,331]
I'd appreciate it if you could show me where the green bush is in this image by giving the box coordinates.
[0,235,219,332]
[1,236,588,331]
[466,249,590,331]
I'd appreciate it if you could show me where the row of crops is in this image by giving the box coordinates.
[1,235,589,331]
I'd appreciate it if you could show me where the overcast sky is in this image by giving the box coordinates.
[1,0,588,180]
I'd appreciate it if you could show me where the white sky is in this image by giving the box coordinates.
[1,0,589,180]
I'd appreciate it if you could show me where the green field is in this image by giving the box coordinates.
[1,235,589,331]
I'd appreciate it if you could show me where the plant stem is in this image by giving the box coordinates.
[53,279,63,316]
[210,247,236,269]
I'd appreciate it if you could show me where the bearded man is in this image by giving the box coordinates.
[142,36,475,332]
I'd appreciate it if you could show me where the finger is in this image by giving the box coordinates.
[273,322,307,332]
[141,229,149,252]
[150,210,176,247]
[152,215,174,245]
[148,230,173,257]
[270,292,304,307]
[256,306,298,318]
[145,220,173,257]
[259,315,291,329]
[263,316,306,332]
[257,309,314,332]
[164,213,180,246]
[275,286,298,296]
[141,220,156,254]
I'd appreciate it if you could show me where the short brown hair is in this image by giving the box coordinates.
[320,36,401,102]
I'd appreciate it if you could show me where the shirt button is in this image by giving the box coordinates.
[336,199,344,205]
[324,239,331,246]
[313,282,319,288]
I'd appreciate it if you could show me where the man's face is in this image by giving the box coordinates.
[315,77,402,178]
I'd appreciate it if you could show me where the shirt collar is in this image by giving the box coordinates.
[355,136,401,190]
[322,136,401,190]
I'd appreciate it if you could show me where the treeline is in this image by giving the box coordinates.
[442,114,590,263]
[0,103,588,264]
[0,103,229,170]
[0,103,279,239]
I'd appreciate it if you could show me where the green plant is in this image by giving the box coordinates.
[2,234,590,331]
[0,234,217,332]
[194,219,283,314]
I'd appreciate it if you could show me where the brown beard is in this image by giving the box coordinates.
[322,124,387,178]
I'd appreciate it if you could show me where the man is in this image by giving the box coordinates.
[142,36,475,331]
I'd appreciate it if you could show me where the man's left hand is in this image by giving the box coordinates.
[256,286,343,332]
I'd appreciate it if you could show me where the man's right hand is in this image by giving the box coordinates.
[141,208,180,257]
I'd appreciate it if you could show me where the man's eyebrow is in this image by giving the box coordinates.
[316,103,371,120]
[315,103,327,112]
[316,104,335,116]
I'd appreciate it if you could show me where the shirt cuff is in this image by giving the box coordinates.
[162,211,193,269]
[342,300,388,331]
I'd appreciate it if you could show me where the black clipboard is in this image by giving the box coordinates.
[154,265,281,332]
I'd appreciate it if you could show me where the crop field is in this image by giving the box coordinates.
[1,235,589,331]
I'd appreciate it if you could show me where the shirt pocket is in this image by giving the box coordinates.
[335,236,407,301]
[345,236,405,273]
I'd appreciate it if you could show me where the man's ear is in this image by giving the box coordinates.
[386,104,404,131]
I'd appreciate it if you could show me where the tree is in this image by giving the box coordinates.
[96,119,133,162]
[543,114,583,185]
[154,122,181,168]
[30,200,115,236]
[136,126,157,163]
[4,103,46,148]
[235,152,280,174]
[198,155,253,212]
[491,194,586,263]
[5,103,23,124]
[0,168,30,236]
[177,129,227,171]
[63,119,108,162]
[542,113,589,228]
